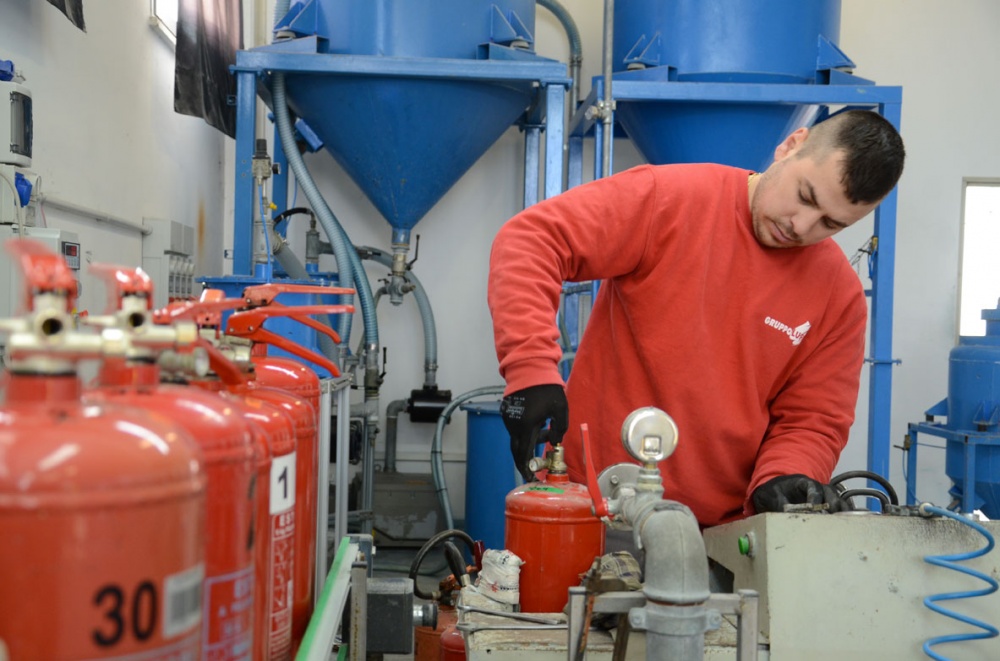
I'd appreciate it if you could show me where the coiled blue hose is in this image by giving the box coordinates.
[921,505,999,660]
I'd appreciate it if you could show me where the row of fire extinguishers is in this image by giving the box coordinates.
[0,238,354,660]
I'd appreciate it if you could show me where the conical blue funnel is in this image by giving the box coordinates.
[612,0,846,171]
[284,73,535,237]
[615,93,819,172]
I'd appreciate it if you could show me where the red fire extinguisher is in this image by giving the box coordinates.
[504,444,605,613]
[158,301,300,661]
[226,281,351,647]
[0,239,207,659]
[84,265,259,661]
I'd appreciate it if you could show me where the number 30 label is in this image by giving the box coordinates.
[270,452,297,515]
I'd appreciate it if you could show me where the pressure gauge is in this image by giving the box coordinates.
[620,407,679,465]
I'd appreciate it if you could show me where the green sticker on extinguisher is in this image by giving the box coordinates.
[527,486,565,494]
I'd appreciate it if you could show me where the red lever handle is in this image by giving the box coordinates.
[89,264,154,311]
[225,308,343,377]
[195,337,247,387]
[151,297,246,326]
[581,423,610,518]
[241,282,355,307]
[4,238,78,312]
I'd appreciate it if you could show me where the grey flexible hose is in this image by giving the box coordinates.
[537,0,583,111]
[271,0,378,351]
[357,246,438,387]
[432,386,506,530]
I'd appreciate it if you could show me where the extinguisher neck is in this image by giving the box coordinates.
[97,360,159,388]
[4,373,81,403]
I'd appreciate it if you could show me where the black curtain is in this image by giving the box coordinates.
[46,0,86,32]
[174,0,243,138]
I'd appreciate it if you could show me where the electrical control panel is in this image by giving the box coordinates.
[141,217,196,309]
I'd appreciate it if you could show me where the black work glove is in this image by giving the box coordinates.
[751,474,854,514]
[500,384,569,483]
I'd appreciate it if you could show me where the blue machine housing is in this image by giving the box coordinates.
[611,0,854,171]
[236,0,565,255]
[908,305,1000,516]
[280,0,538,58]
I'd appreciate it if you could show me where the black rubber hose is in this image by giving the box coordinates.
[273,206,314,231]
[443,541,469,585]
[409,529,477,601]
[830,470,899,505]
[840,487,892,508]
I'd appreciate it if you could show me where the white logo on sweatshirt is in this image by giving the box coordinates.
[764,317,811,346]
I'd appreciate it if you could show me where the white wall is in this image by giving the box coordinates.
[6,0,998,519]
[0,0,226,317]
[837,0,1000,507]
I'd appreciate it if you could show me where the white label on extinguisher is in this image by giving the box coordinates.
[163,563,204,639]
[270,452,297,514]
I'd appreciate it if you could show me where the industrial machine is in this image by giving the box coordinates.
[907,299,1000,517]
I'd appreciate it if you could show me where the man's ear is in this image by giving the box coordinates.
[774,127,809,162]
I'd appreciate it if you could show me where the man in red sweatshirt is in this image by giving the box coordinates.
[487,110,905,527]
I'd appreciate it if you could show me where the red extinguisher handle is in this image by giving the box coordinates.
[4,238,78,312]
[88,264,155,311]
[225,302,355,377]
[241,282,355,307]
[581,424,610,518]
[151,297,246,326]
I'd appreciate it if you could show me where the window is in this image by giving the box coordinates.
[958,180,1000,336]
[150,0,179,45]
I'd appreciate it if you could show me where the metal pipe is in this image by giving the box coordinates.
[357,246,439,388]
[432,385,506,530]
[36,194,151,235]
[384,398,409,473]
[600,0,615,177]
[621,500,714,661]
[537,0,583,118]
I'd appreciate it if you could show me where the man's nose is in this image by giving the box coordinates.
[789,210,822,239]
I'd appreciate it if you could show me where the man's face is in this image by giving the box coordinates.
[750,134,879,249]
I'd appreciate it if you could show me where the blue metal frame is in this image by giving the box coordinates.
[566,77,903,483]
[906,422,1000,513]
[231,44,569,276]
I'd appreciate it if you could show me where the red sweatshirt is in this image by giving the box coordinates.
[487,163,867,527]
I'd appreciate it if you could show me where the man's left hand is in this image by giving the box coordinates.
[752,474,854,514]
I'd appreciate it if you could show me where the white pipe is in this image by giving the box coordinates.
[36,194,152,235]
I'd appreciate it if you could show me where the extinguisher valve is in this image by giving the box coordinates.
[528,444,568,474]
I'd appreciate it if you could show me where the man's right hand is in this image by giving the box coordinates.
[500,384,569,483]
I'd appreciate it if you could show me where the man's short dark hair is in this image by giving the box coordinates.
[801,109,906,205]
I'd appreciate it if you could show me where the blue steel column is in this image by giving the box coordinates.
[592,78,609,180]
[544,83,565,199]
[524,126,541,207]
[272,129,290,216]
[867,100,902,481]
[233,67,258,276]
